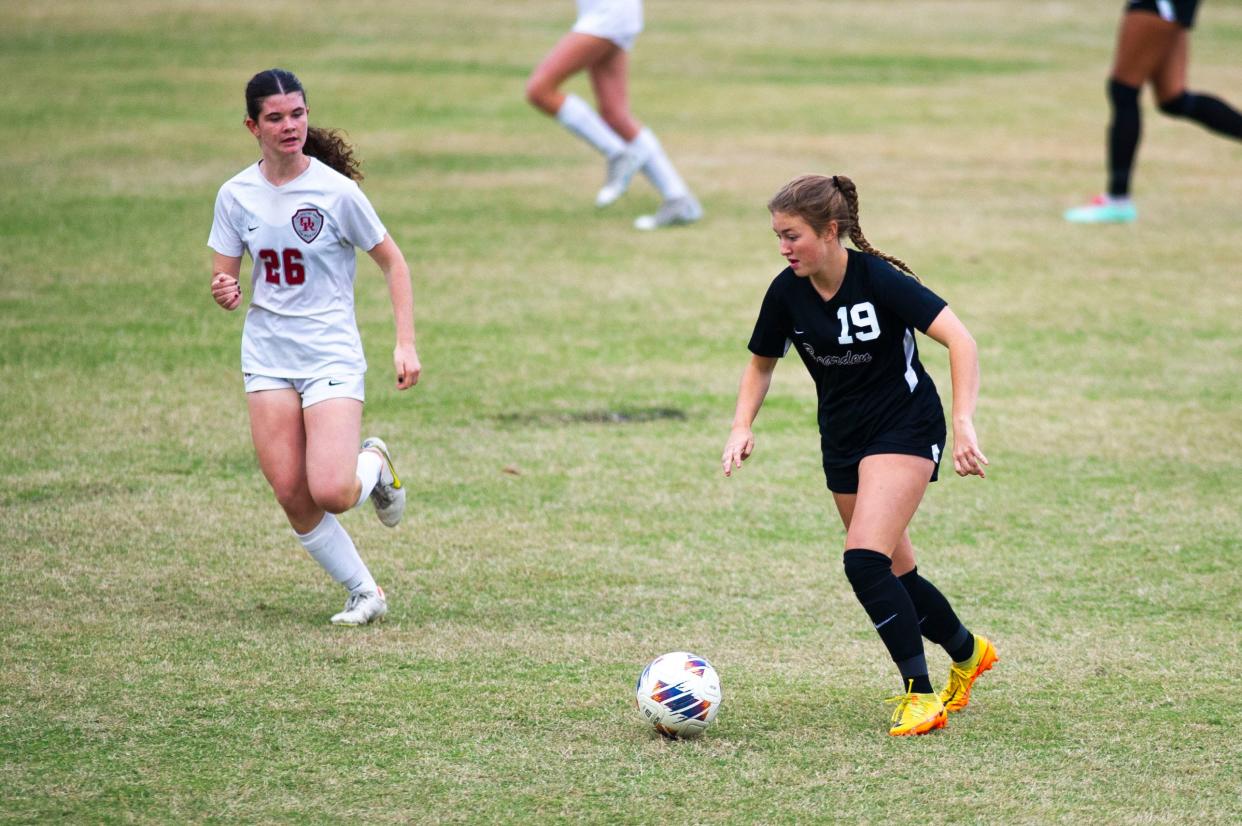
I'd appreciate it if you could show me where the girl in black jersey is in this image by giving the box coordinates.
[1065,0,1242,223]
[721,174,996,736]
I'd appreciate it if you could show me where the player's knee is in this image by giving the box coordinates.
[842,548,892,594]
[307,479,356,514]
[1158,92,1191,118]
[271,482,315,521]
[524,77,555,113]
[1108,78,1140,109]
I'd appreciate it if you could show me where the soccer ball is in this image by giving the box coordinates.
[635,651,722,738]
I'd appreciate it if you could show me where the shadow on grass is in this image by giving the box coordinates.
[496,407,688,427]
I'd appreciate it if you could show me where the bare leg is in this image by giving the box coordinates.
[588,46,642,140]
[248,388,321,534]
[832,491,920,576]
[526,32,622,115]
[1151,28,1189,101]
[302,397,365,515]
[835,454,934,556]
[1111,11,1182,86]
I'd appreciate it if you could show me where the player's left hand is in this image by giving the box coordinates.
[394,343,420,390]
[952,417,988,478]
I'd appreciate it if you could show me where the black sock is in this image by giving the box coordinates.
[1159,91,1242,139]
[1107,78,1141,198]
[843,549,932,693]
[898,567,974,662]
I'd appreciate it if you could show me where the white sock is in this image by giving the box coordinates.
[634,128,689,201]
[556,93,626,158]
[295,513,376,595]
[354,449,384,509]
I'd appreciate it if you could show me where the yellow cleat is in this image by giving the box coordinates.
[939,634,998,713]
[885,684,947,736]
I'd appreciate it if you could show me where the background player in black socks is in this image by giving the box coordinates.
[1065,0,1242,223]
[721,174,997,736]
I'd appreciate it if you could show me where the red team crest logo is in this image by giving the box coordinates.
[291,208,324,243]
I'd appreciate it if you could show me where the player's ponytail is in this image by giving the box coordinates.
[768,174,917,280]
[244,68,364,182]
[303,126,363,182]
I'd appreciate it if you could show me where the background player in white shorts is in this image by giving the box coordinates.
[525,0,703,229]
[208,69,421,626]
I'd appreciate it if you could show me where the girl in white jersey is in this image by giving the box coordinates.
[208,69,420,626]
[525,0,703,229]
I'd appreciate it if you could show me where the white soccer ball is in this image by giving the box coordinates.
[635,651,722,738]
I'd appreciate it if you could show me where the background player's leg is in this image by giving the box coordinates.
[1111,11,1181,87]
[588,47,656,207]
[1066,11,1179,222]
[1109,13,1182,196]
[588,48,700,223]
[526,33,627,159]
[1154,30,1242,139]
[587,47,640,141]
[630,130,702,230]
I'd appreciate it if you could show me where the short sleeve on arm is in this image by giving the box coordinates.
[338,183,387,251]
[207,186,243,257]
[869,260,947,332]
[747,276,793,357]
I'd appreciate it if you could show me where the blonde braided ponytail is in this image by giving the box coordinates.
[833,175,916,279]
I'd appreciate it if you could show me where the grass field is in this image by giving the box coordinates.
[2,0,1241,822]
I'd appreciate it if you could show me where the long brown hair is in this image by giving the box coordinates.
[767,174,916,278]
[244,68,363,181]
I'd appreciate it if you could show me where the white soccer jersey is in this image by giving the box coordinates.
[208,158,387,378]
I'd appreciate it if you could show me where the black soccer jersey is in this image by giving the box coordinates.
[748,249,948,461]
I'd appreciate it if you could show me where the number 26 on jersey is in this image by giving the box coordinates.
[258,248,306,286]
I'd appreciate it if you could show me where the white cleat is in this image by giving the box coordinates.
[362,436,406,528]
[330,586,388,626]
[596,143,651,207]
[634,194,703,230]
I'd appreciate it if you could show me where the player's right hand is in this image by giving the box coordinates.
[721,426,755,477]
[211,272,241,311]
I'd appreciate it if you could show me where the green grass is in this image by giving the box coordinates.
[2,0,1241,822]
